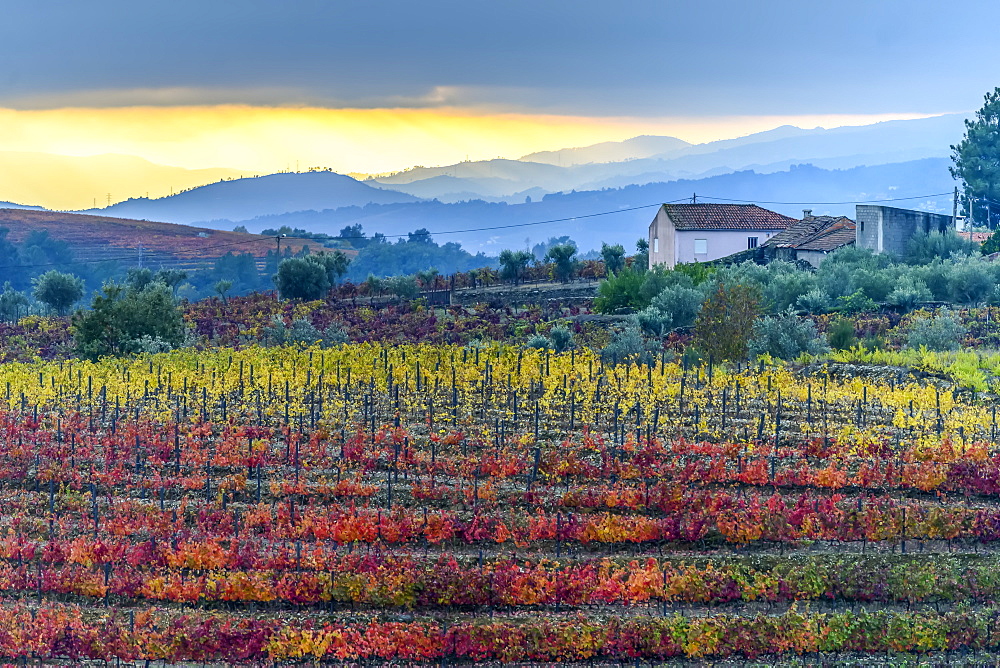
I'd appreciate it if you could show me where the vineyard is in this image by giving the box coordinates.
[0,342,999,664]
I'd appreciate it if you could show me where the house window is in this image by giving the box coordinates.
[747,236,759,249]
[653,237,659,253]
[694,239,707,255]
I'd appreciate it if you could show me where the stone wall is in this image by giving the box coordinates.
[451,280,599,307]
[856,205,953,256]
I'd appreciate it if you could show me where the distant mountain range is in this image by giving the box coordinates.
[210,159,953,253]
[364,114,963,202]
[84,171,420,225]
[0,113,960,255]
[521,135,693,166]
[0,201,45,211]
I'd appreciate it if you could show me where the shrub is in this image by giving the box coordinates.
[861,334,886,351]
[130,335,177,354]
[850,268,894,302]
[260,316,349,348]
[73,282,187,360]
[906,313,967,351]
[547,325,575,353]
[594,266,646,313]
[636,266,676,305]
[601,327,659,366]
[905,230,979,264]
[797,288,831,314]
[836,289,878,314]
[827,319,857,350]
[765,268,817,312]
[911,261,953,301]
[634,307,669,338]
[526,334,551,351]
[673,261,716,285]
[948,258,995,304]
[693,282,762,361]
[887,276,932,310]
[0,282,28,322]
[983,229,1000,255]
[816,262,853,300]
[635,283,704,337]
[710,261,769,294]
[748,312,830,360]
[386,275,420,300]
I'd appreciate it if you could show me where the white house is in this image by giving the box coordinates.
[648,203,796,269]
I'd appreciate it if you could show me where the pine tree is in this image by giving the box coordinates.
[951,87,1000,228]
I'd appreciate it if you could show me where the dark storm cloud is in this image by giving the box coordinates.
[2,0,999,115]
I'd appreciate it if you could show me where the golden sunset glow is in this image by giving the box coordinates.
[0,105,936,210]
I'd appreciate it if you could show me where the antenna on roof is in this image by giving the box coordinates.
[691,193,697,204]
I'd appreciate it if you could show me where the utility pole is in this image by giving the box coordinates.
[692,193,697,204]
[953,186,959,229]
[138,244,144,269]
[970,195,976,229]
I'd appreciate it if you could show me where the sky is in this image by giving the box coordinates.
[2,0,998,207]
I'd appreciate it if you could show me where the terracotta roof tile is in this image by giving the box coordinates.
[765,215,856,252]
[958,231,992,243]
[661,203,796,231]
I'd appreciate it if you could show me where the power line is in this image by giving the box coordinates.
[0,190,961,271]
[697,192,953,205]
[276,199,693,244]
[0,236,278,271]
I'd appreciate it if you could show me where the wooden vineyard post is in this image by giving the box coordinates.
[807,384,812,428]
[774,391,781,445]
[534,402,540,442]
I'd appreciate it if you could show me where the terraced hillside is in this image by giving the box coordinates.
[0,343,997,664]
[0,209,328,270]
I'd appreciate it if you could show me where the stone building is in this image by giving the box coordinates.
[647,203,796,269]
[763,210,856,267]
[855,205,954,256]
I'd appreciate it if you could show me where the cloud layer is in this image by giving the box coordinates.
[2,0,997,116]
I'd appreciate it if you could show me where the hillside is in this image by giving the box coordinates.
[82,171,422,225]
[0,209,326,270]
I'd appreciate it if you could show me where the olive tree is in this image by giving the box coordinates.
[32,270,84,316]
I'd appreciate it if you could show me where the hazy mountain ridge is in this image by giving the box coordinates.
[82,171,422,225]
[363,114,963,202]
[7,114,957,258]
[522,135,693,166]
[0,201,46,211]
[206,158,952,253]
